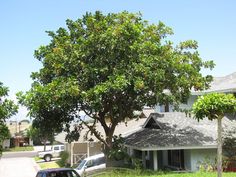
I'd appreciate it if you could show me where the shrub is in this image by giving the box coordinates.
[57,151,69,167]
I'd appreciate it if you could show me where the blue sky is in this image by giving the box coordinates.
[0,0,235,120]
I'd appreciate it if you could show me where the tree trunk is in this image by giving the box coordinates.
[104,137,113,167]
[217,118,222,177]
[43,140,46,152]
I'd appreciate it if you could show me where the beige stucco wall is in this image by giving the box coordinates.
[65,142,103,165]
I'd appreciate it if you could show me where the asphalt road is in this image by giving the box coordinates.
[1,151,38,158]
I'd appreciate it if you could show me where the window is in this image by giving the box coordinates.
[168,150,184,169]
[48,170,79,177]
[86,160,94,167]
[36,173,43,177]
[54,146,59,150]
[61,146,65,150]
[95,157,105,165]
[144,118,161,129]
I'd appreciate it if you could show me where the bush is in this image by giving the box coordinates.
[57,151,69,167]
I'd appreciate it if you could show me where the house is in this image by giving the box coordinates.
[124,72,236,171]
[125,112,236,171]
[5,119,32,147]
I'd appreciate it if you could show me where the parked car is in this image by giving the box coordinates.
[38,144,65,162]
[75,153,106,176]
[36,168,80,177]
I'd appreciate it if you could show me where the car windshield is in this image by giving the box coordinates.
[77,160,86,170]
[48,170,79,177]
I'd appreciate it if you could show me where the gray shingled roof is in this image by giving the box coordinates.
[193,72,236,94]
[55,109,155,143]
[124,112,236,150]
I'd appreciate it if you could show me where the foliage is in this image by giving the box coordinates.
[107,135,129,161]
[0,124,11,141]
[3,146,34,152]
[0,82,18,122]
[57,151,70,167]
[192,93,236,177]
[197,156,216,172]
[94,168,236,177]
[192,93,236,121]
[0,82,18,156]
[23,11,214,158]
[29,122,55,147]
[0,124,11,154]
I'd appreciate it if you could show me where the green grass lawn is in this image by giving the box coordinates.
[34,156,63,170]
[93,168,236,177]
[97,172,236,177]
[3,146,34,152]
[38,161,61,169]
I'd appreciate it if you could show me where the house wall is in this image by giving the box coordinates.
[179,95,198,111]
[189,149,217,171]
[155,95,198,113]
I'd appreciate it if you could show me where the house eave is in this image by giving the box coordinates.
[125,144,217,151]
[192,88,236,95]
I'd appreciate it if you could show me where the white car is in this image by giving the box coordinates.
[75,153,106,176]
[38,145,65,162]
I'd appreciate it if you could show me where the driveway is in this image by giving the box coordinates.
[0,157,39,177]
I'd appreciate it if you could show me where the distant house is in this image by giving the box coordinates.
[156,72,236,113]
[5,119,32,147]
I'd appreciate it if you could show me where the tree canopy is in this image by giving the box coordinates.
[21,11,214,156]
[192,93,236,177]
[0,82,18,122]
[193,93,236,120]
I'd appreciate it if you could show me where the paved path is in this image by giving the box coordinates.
[0,157,40,177]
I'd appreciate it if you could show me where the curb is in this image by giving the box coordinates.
[32,158,41,172]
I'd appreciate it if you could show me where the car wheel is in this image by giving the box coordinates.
[44,155,52,162]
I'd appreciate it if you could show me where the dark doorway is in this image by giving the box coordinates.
[168,150,184,169]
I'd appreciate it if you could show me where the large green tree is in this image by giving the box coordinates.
[24,11,214,161]
[193,93,236,177]
[0,82,18,155]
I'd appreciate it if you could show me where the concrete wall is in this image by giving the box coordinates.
[189,149,217,171]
